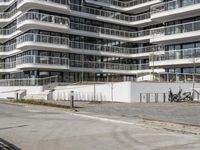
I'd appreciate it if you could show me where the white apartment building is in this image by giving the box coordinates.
[0,0,200,84]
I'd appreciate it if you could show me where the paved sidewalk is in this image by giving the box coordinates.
[46,100,200,126]
[1,102,200,150]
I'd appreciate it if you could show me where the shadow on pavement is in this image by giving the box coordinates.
[0,138,21,150]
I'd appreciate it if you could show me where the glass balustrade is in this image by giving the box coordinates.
[17,12,70,25]
[17,0,69,5]
[151,48,200,61]
[70,41,164,54]
[70,4,150,22]
[16,55,69,66]
[0,43,16,52]
[70,22,150,38]
[0,75,58,86]
[15,33,161,55]
[151,0,200,14]
[0,8,17,19]
[70,60,149,70]
[0,0,11,2]
[0,61,16,69]
[0,25,17,35]
[17,33,69,45]
[151,20,200,37]
[89,0,153,8]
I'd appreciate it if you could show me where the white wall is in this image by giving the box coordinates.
[0,86,44,99]
[53,82,132,103]
[53,82,200,103]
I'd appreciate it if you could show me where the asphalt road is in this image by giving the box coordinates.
[0,103,200,150]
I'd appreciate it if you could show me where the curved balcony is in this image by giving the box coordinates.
[70,22,150,42]
[0,25,21,42]
[16,55,70,70]
[70,4,152,27]
[0,8,22,27]
[150,48,200,67]
[69,60,164,74]
[151,0,200,22]
[150,20,200,44]
[2,33,163,58]
[16,33,70,52]
[17,0,69,14]
[70,41,164,58]
[0,0,14,11]
[85,0,162,13]
[0,43,20,57]
[69,60,153,74]
[0,61,18,73]
[17,12,69,33]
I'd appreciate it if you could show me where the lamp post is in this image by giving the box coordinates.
[192,53,196,100]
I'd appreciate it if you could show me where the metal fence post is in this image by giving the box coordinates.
[140,93,142,103]
[16,92,19,100]
[146,93,148,103]
[70,91,74,108]
[163,93,166,103]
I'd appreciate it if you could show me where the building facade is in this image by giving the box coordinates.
[0,0,199,83]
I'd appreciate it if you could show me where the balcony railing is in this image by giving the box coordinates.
[0,8,17,19]
[70,41,164,55]
[88,0,154,8]
[70,22,150,38]
[151,0,200,14]
[150,20,200,38]
[17,33,69,46]
[0,25,17,35]
[0,61,16,69]
[0,43,16,52]
[17,0,69,5]
[148,72,200,83]
[0,0,11,2]
[150,48,200,62]
[70,60,150,71]
[17,12,70,26]
[70,4,150,22]
[0,75,58,86]
[16,55,69,66]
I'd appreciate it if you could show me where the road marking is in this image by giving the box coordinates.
[69,112,144,126]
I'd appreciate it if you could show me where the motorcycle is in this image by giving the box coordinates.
[168,87,193,102]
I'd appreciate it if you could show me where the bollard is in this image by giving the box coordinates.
[140,93,142,103]
[16,92,19,100]
[146,93,148,103]
[163,93,166,103]
[70,91,74,108]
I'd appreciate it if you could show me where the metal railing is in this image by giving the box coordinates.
[89,0,154,8]
[0,8,17,19]
[17,0,69,5]
[17,12,70,26]
[16,55,70,66]
[150,20,200,38]
[17,33,69,46]
[0,0,11,3]
[0,61,16,69]
[0,75,58,86]
[0,25,17,35]
[70,22,150,38]
[151,48,200,62]
[1,32,161,55]
[70,41,164,55]
[149,72,200,82]
[70,4,150,22]
[0,43,16,52]
[151,0,200,14]
[70,60,150,70]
